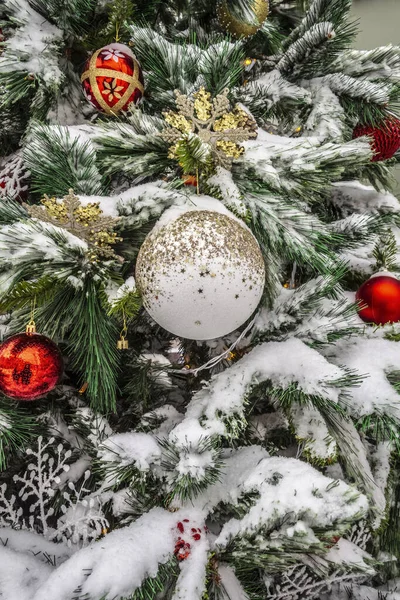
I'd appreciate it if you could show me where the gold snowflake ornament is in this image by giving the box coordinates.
[161,87,257,172]
[25,189,121,259]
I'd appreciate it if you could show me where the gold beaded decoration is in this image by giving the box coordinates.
[161,87,257,172]
[25,189,122,259]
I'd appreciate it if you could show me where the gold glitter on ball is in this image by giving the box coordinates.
[135,209,265,340]
[217,0,269,39]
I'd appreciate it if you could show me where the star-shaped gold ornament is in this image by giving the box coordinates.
[24,189,121,259]
[161,87,257,172]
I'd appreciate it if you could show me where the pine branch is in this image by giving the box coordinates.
[95,124,170,181]
[29,0,97,35]
[65,280,120,414]
[161,437,223,503]
[0,400,37,470]
[131,558,180,600]
[24,125,105,197]
[283,0,352,50]
[0,276,60,313]
[0,197,29,225]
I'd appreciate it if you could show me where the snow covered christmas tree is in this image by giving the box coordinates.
[1,0,400,598]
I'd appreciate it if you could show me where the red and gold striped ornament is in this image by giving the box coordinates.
[81,43,144,115]
[353,117,400,162]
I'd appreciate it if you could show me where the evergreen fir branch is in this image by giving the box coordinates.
[320,405,385,517]
[98,0,135,42]
[95,127,171,181]
[327,214,392,251]
[0,87,29,156]
[277,22,337,76]
[245,192,339,276]
[161,437,223,502]
[66,280,120,413]
[234,75,309,124]
[282,0,353,50]
[0,276,60,313]
[0,220,90,297]
[131,558,180,600]
[107,289,142,320]
[122,354,173,414]
[97,452,159,491]
[322,74,393,108]
[130,26,245,103]
[346,158,394,191]
[378,465,400,573]
[331,45,400,80]
[29,0,96,35]
[270,382,353,417]
[24,124,105,197]
[0,197,29,224]
[200,39,245,95]
[373,230,398,271]
[0,400,37,470]
[0,71,36,106]
[356,412,400,450]
[174,133,213,174]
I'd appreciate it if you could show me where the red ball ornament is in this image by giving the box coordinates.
[0,333,63,400]
[81,42,144,115]
[353,117,400,162]
[356,274,400,325]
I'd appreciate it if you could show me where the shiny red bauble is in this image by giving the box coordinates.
[81,42,144,115]
[356,275,400,325]
[353,118,400,162]
[0,333,63,400]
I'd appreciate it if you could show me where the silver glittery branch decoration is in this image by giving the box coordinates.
[0,436,108,548]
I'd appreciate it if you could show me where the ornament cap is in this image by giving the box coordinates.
[117,338,129,350]
[26,322,36,335]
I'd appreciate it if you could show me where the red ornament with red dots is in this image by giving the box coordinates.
[0,333,63,400]
[356,274,400,325]
[353,117,400,162]
[174,519,206,561]
[81,43,144,115]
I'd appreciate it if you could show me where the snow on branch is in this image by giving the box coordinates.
[321,73,393,104]
[0,218,88,296]
[332,45,400,80]
[214,455,367,547]
[302,83,345,141]
[326,335,400,422]
[277,22,336,75]
[288,402,337,463]
[283,0,352,50]
[31,508,181,600]
[0,0,63,84]
[237,69,310,113]
[169,339,347,459]
[332,181,400,215]
[24,124,104,197]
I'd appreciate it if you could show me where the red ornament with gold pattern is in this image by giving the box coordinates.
[353,117,400,162]
[0,318,63,401]
[356,273,400,325]
[81,42,144,115]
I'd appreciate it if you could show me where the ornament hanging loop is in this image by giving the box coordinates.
[117,310,129,350]
[26,297,37,335]
[115,21,120,42]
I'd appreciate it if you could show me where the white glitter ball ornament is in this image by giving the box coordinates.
[135,203,265,340]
